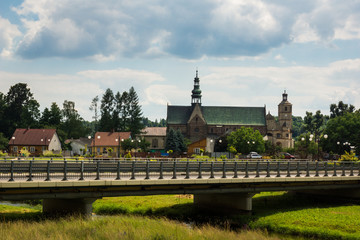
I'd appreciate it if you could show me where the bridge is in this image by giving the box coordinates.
[0,159,359,215]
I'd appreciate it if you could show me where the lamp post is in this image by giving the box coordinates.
[12,136,15,156]
[318,134,328,161]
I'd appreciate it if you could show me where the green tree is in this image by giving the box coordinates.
[4,83,40,137]
[0,132,8,150]
[121,138,136,152]
[99,88,115,132]
[60,100,90,140]
[295,133,318,159]
[49,102,62,126]
[330,101,355,119]
[227,127,265,154]
[113,92,122,131]
[127,87,144,137]
[40,107,51,126]
[165,128,183,153]
[322,112,360,154]
[303,110,327,142]
[138,137,151,152]
[292,116,305,138]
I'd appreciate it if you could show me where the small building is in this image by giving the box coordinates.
[8,128,61,156]
[65,137,92,156]
[140,127,166,152]
[90,132,131,157]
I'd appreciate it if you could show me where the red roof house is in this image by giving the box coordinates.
[8,128,61,156]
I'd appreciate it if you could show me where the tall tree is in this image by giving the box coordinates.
[4,83,39,137]
[330,101,355,118]
[127,87,144,137]
[120,91,130,131]
[113,92,122,131]
[60,100,89,139]
[303,110,326,142]
[89,96,99,132]
[99,89,114,131]
[49,102,62,126]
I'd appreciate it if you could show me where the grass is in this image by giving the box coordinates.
[1,192,360,239]
[0,206,280,240]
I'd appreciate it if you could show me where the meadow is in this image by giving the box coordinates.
[0,192,359,239]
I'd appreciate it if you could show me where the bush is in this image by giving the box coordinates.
[42,150,62,157]
[124,152,132,159]
[339,151,358,162]
[20,147,30,157]
[0,151,8,157]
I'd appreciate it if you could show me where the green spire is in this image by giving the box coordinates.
[191,70,202,106]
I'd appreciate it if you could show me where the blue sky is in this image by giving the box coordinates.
[0,0,360,121]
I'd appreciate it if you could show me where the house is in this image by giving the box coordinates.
[8,128,61,156]
[140,127,166,153]
[90,131,131,157]
[65,137,92,156]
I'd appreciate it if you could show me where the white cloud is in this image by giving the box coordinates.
[0,16,21,57]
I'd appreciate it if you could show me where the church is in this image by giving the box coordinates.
[166,71,293,154]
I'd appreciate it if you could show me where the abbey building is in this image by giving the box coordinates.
[166,71,293,154]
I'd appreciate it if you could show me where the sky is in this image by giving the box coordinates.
[0,0,360,121]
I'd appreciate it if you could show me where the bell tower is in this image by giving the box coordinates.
[278,90,292,133]
[191,70,202,106]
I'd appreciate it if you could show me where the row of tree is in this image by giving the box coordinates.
[0,83,159,150]
[89,87,144,137]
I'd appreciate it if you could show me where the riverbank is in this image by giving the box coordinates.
[0,192,359,239]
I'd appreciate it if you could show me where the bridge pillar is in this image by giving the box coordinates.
[194,193,255,213]
[43,198,97,216]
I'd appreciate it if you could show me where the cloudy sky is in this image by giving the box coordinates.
[1,0,360,121]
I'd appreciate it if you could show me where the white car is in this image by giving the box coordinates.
[247,152,262,159]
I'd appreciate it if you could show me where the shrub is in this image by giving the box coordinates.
[339,151,358,162]
[124,152,132,159]
[20,147,30,157]
[42,150,62,157]
[0,151,8,157]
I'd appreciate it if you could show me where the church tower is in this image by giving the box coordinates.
[278,90,292,141]
[191,70,202,106]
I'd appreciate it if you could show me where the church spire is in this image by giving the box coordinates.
[191,70,202,106]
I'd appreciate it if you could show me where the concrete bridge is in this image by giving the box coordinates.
[0,159,359,215]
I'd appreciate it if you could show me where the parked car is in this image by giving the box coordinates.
[247,152,262,159]
[284,153,295,159]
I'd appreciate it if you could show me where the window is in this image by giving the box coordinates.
[211,128,213,133]
[30,147,35,153]
[42,146,46,151]
[194,148,200,154]
[285,107,287,111]
[286,134,289,137]
[194,128,199,132]
[276,133,281,138]
[97,147,100,154]
[13,146,18,152]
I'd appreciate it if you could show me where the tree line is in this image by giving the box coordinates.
[0,83,162,150]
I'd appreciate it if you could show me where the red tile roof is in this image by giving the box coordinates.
[141,127,167,136]
[91,132,131,147]
[9,128,57,146]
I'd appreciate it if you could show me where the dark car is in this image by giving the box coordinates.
[284,153,295,159]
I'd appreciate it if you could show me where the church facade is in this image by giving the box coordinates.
[166,71,293,153]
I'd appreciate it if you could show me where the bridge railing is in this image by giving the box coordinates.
[0,160,359,182]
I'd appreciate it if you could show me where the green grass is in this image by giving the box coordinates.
[1,192,360,239]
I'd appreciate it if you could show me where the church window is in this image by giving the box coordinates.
[196,117,198,122]
[276,133,281,138]
[211,128,213,133]
[285,107,288,111]
[194,128,199,132]
[286,134,289,137]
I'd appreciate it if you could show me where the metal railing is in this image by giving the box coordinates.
[0,159,359,182]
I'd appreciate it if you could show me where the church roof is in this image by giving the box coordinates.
[167,105,266,126]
